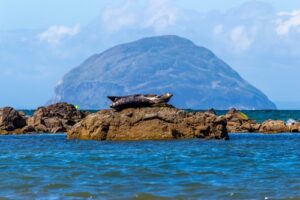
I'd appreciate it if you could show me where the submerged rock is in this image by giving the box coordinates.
[0,107,27,134]
[68,107,229,141]
[23,103,89,133]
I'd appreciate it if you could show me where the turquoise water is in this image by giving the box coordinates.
[0,133,300,199]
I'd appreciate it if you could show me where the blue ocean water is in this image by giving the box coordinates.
[0,133,300,199]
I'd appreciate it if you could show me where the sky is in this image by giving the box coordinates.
[1,0,300,109]
[2,0,300,30]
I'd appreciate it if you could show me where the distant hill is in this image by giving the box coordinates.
[49,35,276,109]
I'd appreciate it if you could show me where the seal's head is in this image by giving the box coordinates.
[161,93,173,102]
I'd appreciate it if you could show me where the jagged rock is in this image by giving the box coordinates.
[206,108,217,115]
[0,107,27,134]
[224,108,260,133]
[222,108,299,133]
[259,120,289,133]
[67,107,229,141]
[23,102,88,133]
[288,122,300,132]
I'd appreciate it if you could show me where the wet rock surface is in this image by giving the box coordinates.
[68,107,229,141]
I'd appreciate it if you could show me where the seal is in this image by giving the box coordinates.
[108,93,173,110]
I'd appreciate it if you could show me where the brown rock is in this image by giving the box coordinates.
[287,122,300,133]
[224,108,259,133]
[24,102,88,133]
[68,107,229,141]
[259,120,289,133]
[224,108,249,121]
[206,108,217,115]
[0,107,27,134]
[21,125,35,133]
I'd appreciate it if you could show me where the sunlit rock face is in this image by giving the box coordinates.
[50,35,276,109]
[67,107,229,141]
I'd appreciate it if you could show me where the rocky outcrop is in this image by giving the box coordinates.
[1,103,89,134]
[224,108,260,133]
[259,120,289,133]
[68,107,229,141]
[0,107,27,134]
[288,122,300,132]
[224,108,300,134]
[2,104,300,136]
[23,103,88,133]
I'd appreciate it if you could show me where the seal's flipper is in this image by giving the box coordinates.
[107,96,119,102]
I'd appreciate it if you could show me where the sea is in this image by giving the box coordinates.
[0,110,300,199]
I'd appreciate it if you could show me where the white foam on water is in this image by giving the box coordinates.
[286,119,297,125]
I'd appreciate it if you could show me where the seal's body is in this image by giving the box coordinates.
[108,93,173,110]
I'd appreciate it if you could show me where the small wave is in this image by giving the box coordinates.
[286,119,297,125]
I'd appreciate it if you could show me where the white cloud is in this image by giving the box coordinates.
[277,10,300,17]
[101,0,137,33]
[276,10,300,35]
[230,26,253,51]
[213,24,223,35]
[144,0,178,32]
[38,24,80,44]
[100,0,177,34]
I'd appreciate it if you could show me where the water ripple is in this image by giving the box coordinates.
[0,133,300,199]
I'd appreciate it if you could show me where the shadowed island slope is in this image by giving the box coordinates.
[49,35,276,110]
